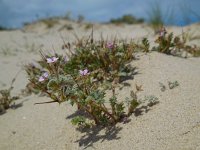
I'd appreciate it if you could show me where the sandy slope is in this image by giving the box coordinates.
[0,20,200,150]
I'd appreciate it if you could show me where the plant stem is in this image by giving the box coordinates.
[92,101,117,123]
[73,98,99,124]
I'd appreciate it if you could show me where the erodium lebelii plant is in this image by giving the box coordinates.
[153,27,200,57]
[0,72,20,113]
[25,39,140,127]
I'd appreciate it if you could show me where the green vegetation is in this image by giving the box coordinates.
[40,18,59,28]
[25,38,137,126]
[77,15,85,23]
[0,74,20,113]
[147,2,174,33]
[159,80,179,92]
[168,81,179,89]
[147,2,164,32]
[23,28,200,127]
[85,23,93,30]
[24,33,159,127]
[0,26,13,31]
[0,26,9,31]
[110,14,144,24]
[2,18,199,129]
[153,27,200,57]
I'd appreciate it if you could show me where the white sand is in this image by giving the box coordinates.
[0,20,200,150]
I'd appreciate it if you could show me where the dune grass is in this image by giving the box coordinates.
[147,1,174,33]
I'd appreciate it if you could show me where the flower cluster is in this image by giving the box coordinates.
[38,72,49,82]
[79,69,90,76]
[47,56,59,63]
[159,27,167,37]
[106,42,114,49]
[25,39,144,127]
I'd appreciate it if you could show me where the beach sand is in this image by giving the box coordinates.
[0,20,200,150]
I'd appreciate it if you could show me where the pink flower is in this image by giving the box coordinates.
[38,72,49,82]
[106,42,114,49]
[159,27,167,37]
[63,56,68,63]
[47,57,59,63]
[79,69,90,76]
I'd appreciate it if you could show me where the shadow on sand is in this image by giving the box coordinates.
[66,110,122,149]
[66,99,159,149]
[75,125,122,149]
[0,98,29,115]
[133,101,159,117]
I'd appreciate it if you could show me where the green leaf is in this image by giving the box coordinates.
[71,116,86,126]
[128,99,139,115]
[118,71,127,77]
[115,102,125,117]
[90,90,105,104]
[47,79,59,91]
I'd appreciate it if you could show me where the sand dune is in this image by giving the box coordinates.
[0,20,200,150]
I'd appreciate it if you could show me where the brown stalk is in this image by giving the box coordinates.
[91,101,117,123]
[72,97,99,124]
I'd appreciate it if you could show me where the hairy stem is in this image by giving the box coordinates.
[91,101,117,123]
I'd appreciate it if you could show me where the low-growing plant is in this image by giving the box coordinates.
[59,24,74,31]
[84,23,93,30]
[133,38,150,53]
[110,14,144,24]
[22,29,171,128]
[0,74,20,113]
[168,81,179,89]
[71,116,90,127]
[40,18,59,28]
[25,52,141,126]
[153,28,173,54]
[0,88,18,113]
[24,35,149,127]
[144,95,159,107]
[158,80,179,91]
[153,27,200,57]
[77,15,85,24]
[159,82,166,92]
[62,35,137,83]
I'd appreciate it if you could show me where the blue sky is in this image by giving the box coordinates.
[0,0,200,28]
